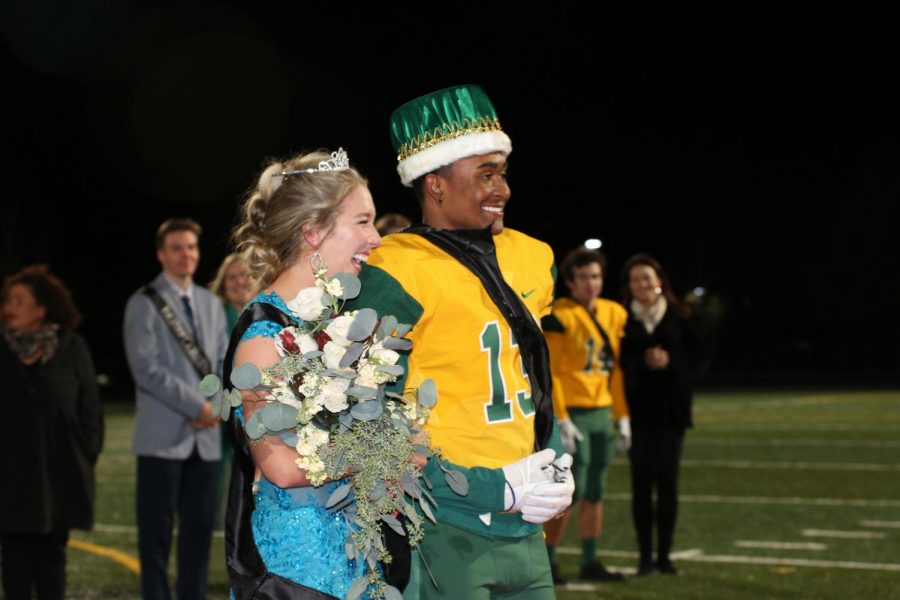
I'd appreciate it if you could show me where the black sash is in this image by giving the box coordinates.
[407,226,555,450]
[142,286,211,378]
[223,302,338,600]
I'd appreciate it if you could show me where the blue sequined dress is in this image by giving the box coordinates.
[235,291,363,598]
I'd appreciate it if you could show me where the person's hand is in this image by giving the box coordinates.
[520,453,575,524]
[188,401,220,429]
[500,448,557,511]
[615,416,632,453]
[558,418,584,455]
[644,346,670,370]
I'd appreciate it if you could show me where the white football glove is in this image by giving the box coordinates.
[616,416,632,453]
[500,448,557,511]
[558,418,584,455]
[520,453,575,524]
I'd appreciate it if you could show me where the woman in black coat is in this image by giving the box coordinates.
[0,265,104,600]
[620,254,699,577]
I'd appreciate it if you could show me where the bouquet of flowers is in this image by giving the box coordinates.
[199,261,464,600]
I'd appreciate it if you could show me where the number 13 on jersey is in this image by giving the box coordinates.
[480,321,536,424]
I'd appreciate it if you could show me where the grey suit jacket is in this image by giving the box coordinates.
[124,272,228,460]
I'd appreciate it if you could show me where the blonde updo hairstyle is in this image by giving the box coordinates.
[233,150,368,288]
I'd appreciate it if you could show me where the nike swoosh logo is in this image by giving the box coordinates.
[521,289,536,299]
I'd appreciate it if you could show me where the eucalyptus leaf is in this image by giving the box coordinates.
[226,388,243,408]
[332,272,361,299]
[261,403,298,431]
[324,368,357,379]
[370,480,386,502]
[346,385,378,400]
[278,429,299,447]
[381,336,412,351]
[245,412,267,440]
[421,469,433,490]
[350,400,382,421]
[383,585,403,600]
[339,412,354,427]
[412,444,432,457]
[344,534,357,561]
[381,514,406,537]
[219,401,231,421]
[377,315,398,340]
[420,497,437,524]
[401,474,420,499]
[302,350,324,360]
[210,399,222,417]
[374,364,404,377]
[421,488,437,508]
[394,323,412,338]
[347,576,369,600]
[339,342,366,368]
[417,379,438,409]
[444,470,469,496]
[320,292,334,307]
[230,363,261,390]
[198,374,220,397]
[326,483,352,509]
[347,308,378,341]
[385,392,405,400]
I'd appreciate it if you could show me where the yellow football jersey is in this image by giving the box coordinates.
[543,297,629,420]
[361,228,555,469]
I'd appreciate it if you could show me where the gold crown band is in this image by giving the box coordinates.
[396,116,503,162]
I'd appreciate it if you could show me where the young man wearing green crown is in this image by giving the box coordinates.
[350,85,574,599]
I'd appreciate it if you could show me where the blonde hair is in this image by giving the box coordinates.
[208,253,248,300]
[233,150,368,288]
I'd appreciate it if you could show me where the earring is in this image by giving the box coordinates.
[309,250,324,273]
[654,286,662,295]
[436,197,443,205]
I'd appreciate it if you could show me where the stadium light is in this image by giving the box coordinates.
[584,238,602,250]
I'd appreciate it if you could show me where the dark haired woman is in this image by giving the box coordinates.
[0,265,104,599]
[620,254,699,577]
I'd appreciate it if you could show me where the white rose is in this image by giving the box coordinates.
[295,333,319,355]
[319,378,350,412]
[356,373,380,389]
[286,286,327,321]
[325,315,355,347]
[321,278,343,297]
[370,343,400,365]
[355,362,386,388]
[322,341,347,370]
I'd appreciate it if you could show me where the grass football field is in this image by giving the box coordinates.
[64,388,900,599]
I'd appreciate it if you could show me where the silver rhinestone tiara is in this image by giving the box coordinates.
[271,148,350,191]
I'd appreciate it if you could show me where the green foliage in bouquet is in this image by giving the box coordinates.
[201,265,466,599]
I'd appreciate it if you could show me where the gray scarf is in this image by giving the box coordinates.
[3,323,60,364]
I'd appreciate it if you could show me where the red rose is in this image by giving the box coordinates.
[279,330,300,354]
[315,330,331,349]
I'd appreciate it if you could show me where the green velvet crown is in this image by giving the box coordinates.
[389,84,512,186]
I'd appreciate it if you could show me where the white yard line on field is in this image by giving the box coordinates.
[679,459,900,471]
[802,529,886,539]
[689,438,900,448]
[603,493,900,508]
[557,547,900,572]
[860,520,900,528]
[735,541,827,550]
[93,523,224,538]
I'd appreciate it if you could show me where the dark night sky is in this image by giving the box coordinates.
[2,4,899,389]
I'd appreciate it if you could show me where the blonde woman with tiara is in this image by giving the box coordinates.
[224,149,381,599]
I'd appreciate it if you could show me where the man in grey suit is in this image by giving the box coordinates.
[124,218,228,600]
